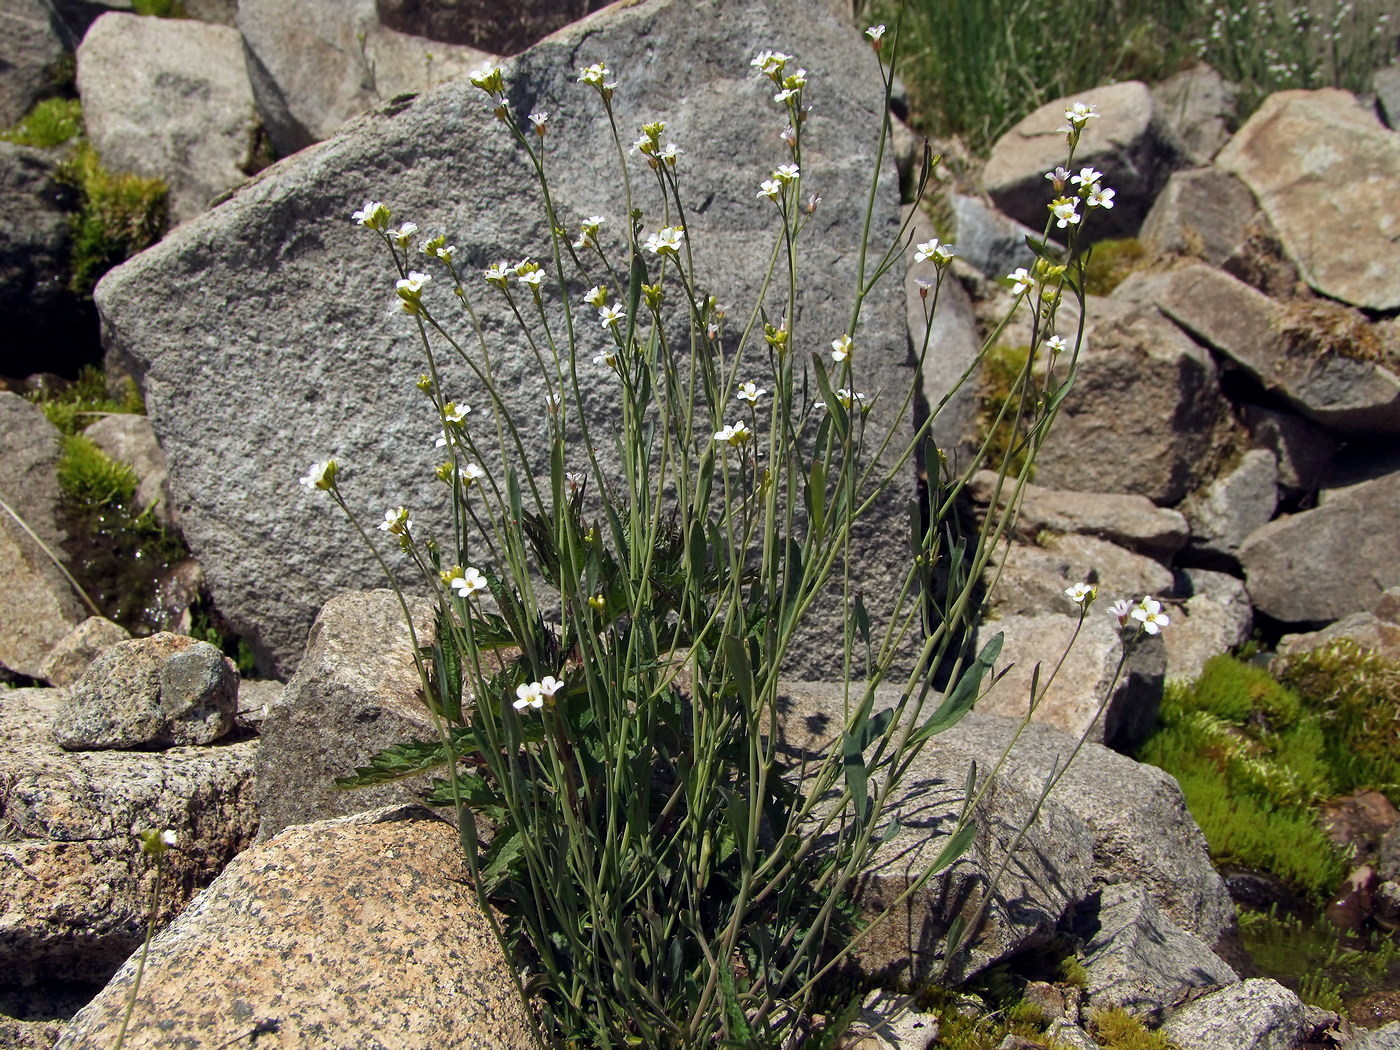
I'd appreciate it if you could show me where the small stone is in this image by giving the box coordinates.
[36,616,131,688]
[1182,449,1278,565]
[1162,978,1307,1050]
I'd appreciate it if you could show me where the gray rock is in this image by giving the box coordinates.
[1241,471,1400,624]
[1377,65,1400,130]
[974,610,1165,750]
[0,393,86,678]
[1183,449,1278,564]
[1348,1022,1400,1050]
[52,633,238,749]
[1165,569,1252,682]
[0,0,69,126]
[1277,586,1400,664]
[81,412,173,524]
[36,615,131,688]
[986,532,1176,620]
[233,677,283,730]
[1216,88,1400,311]
[237,0,493,155]
[982,81,1185,240]
[75,13,260,223]
[52,806,534,1050]
[0,142,87,377]
[1081,883,1237,1016]
[1044,1020,1098,1050]
[96,0,916,678]
[254,589,438,839]
[948,194,1057,279]
[1380,811,1400,883]
[968,471,1188,559]
[1161,978,1305,1050]
[1242,405,1335,501]
[1030,297,1232,505]
[377,0,610,55]
[0,1016,65,1050]
[1149,64,1238,163]
[855,991,939,1050]
[0,687,257,994]
[1136,263,1400,435]
[1138,168,1259,266]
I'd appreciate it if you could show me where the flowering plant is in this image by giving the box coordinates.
[307,19,1114,1049]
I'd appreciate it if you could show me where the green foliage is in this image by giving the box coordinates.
[1082,239,1148,296]
[132,0,186,15]
[0,97,84,147]
[187,602,256,677]
[57,434,137,508]
[1136,656,1349,899]
[1086,1008,1175,1050]
[977,344,1039,480]
[57,144,168,296]
[1237,906,1400,1015]
[30,365,144,436]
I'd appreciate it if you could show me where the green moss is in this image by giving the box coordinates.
[30,365,144,436]
[1238,907,1400,1015]
[57,144,168,296]
[132,0,187,16]
[977,344,1037,479]
[0,97,84,147]
[56,434,137,509]
[1086,1008,1175,1050]
[1081,239,1148,296]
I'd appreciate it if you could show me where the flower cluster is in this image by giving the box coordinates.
[633,121,684,168]
[352,200,390,231]
[420,233,455,262]
[643,226,685,256]
[574,215,605,251]
[1108,595,1171,635]
[714,421,753,446]
[378,506,413,537]
[513,676,564,711]
[396,270,431,314]
[1060,100,1100,145]
[577,62,616,102]
[446,564,488,599]
[914,237,956,267]
[468,64,509,119]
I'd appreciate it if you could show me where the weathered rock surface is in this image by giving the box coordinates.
[1161,978,1306,1050]
[1137,264,1400,436]
[1080,883,1237,1016]
[986,532,1175,620]
[0,393,85,679]
[75,13,261,223]
[1030,297,1232,505]
[0,688,257,997]
[52,633,238,749]
[1138,167,1258,266]
[1378,65,1400,129]
[36,616,130,688]
[1216,88,1400,311]
[1347,1022,1400,1050]
[1149,63,1238,163]
[52,806,535,1050]
[97,0,916,678]
[1240,470,1400,624]
[0,0,69,126]
[948,193,1055,280]
[982,81,1184,239]
[968,471,1188,559]
[1164,569,1252,682]
[975,611,1165,750]
[1182,448,1278,565]
[237,0,493,156]
[254,589,438,839]
[0,1016,64,1049]
[377,0,611,55]
[1278,587,1400,664]
[81,412,173,524]
[1242,404,1334,501]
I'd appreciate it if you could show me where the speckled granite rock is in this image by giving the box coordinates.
[53,806,534,1050]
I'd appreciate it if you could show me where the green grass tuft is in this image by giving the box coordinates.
[0,97,84,148]
[977,344,1037,480]
[132,0,187,16]
[1087,1008,1175,1049]
[57,433,137,509]
[30,365,145,436]
[57,144,168,296]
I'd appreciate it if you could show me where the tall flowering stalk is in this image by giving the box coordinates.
[305,23,1113,1049]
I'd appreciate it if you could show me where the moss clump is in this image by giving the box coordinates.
[30,365,144,436]
[1086,1008,1175,1049]
[1135,655,1348,899]
[1081,238,1149,297]
[977,343,1038,480]
[0,97,84,148]
[57,144,168,296]
[132,0,187,14]
[56,433,137,508]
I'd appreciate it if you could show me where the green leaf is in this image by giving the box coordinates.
[928,820,976,875]
[332,739,450,789]
[718,962,754,1044]
[480,822,526,892]
[843,708,893,823]
[911,631,1004,745]
[852,592,871,653]
[1024,234,1062,264]
[805,457,827,538]
[721,633,754,710]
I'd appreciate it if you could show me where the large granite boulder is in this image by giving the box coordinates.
[37,615,130,688]
[1181,448,1278,566]
[0,393,86,679]
[53,806,535,1049]
[76,13,262,223]
[254,589,438,839]
[377,0,612,55]
[0,0,69,126]
[1164,569,1253,682]
[0,688,256,1004]
[982,81,1185,240]
[1138,167,1259,266]
[1240,470,1400,624]
[96,0,916,679]
[237,0,493,155]
[1216,88,1400,311]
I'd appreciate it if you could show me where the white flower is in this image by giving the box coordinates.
[599,304,625,327]
[564,470,585,493]
[1045,166,1071,190]
[1070,166,1104,188]
[352,200,390,229]
[737,381,766,403]
[160,830,178,847]
[758,179,781,200]
[397,271,431,311]
[391,221,418,247]
[1046,335,1068,355]
[1063,101,1100,127]
[1065,581,1097,605]
[714,420,754,446]
[656,143,684,166]
[518,269,545,289]
[830,334,853,362]
[1110,598,1134,626]
[1087,185,1116,210]
[459,462,486,487]
[865,24,886,46]
[774,87,798,103]
[468,65,505,94]
[834,388,866,409]
[643,226,685,255]
[528,111,548,134]
[443,401,471,424]
[1007,267,1035,296]
[578,62,612,87]
[513,681,544,711]
[378,506,413,536]
[774,163,800,183]
[1131,596,1170,634]
[452,566,489,598]
[299,459,337,491]
[539,675,564,698]
[594,348,619,369]
[751,50,790,78]
[914,238,956,265]
[779,125,796,148]
[584,285,608,308]
[1050,197,1080,229]
[484,262,511,286]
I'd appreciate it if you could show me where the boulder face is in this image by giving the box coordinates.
[96,0,914,679]
[52,806,535,1050]
[0,0,69,127]
[375,0,614,55]
[1216,88,1400,311]
[75,13,263,223]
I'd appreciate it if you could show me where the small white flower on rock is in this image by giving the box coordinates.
[299,459,338,491]
[1065,581,1097,606]
[737,381,766,404]
[452,566,489,599]
[830,334,853,362]
[1131,596,1170,634]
